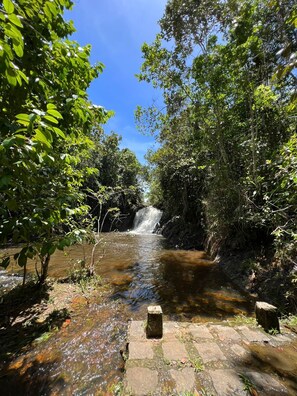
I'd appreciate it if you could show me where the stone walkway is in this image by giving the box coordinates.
[123,320,297,395]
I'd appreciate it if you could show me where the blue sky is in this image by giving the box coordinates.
[65,0,166,163]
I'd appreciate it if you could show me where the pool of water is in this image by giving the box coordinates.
[0,232,254,394]
[1,233,253,320]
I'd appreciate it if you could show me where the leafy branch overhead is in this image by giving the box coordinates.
[0,0,112,282]
[137,0,297,301]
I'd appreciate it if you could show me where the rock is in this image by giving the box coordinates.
[245,371,288,395]
[146,305,163,338]
[255,301,280,333]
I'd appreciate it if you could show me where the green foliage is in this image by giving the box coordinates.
[137,0,297,299]
[190,356,204,372]
[0,0,111,283]
[239,373,256,395]
[281,315,297,327]
[83,131,143,230]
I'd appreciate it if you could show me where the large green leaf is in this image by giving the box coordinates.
[34,129,51,147]
[3,0,14,14]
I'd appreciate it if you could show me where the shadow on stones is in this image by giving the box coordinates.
[0,282,69,366]
[231,341,297,394]
[0,357,65,396]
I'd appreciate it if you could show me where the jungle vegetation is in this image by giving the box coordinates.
[136,0,297,308]
[0,0,142,283]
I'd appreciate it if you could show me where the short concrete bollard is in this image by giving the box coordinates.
[146,305,163,338]
[255,301,280,333]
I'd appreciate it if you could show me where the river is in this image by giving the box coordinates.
[1,232,253,321]
[0,213,254,394]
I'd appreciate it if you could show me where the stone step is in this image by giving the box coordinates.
[123,320,297,395]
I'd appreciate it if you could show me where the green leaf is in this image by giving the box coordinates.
[47,103,57,110]
[0,175,12,186]
[13,41,24,57]
[3,0,14,14]
[41,242,55,256]
[53,127,65,138]
[47,109,63,119]
[5,69,17,86]
[44,115,59,124]
[0,257,10,269]
[18,70,28,83]
[8,13,23,28]
[2,137,15,148]
[34,129,51,148]
[16,113,30,126]
[18,252,27,268]
[4,25,22,41]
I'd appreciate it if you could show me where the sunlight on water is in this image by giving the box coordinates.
[0,232,255,394]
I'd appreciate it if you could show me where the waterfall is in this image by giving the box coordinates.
[131,206,162,234]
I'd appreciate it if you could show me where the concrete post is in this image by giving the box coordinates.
[255,301,280,333]
[146,305,163,338]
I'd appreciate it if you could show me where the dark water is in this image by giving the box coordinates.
[0,233,254,394]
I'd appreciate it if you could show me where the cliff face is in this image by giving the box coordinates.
[158,215,205,250]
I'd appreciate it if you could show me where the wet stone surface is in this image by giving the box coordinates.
[123,320,297,395]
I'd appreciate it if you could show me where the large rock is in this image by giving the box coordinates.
[255,301,280,332]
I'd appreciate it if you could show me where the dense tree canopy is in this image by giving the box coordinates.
[137,0,297,296]
[0,0,141,282]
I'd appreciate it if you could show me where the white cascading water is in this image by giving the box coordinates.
[131,206,162,234]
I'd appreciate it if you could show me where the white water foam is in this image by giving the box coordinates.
[131,206,162,234]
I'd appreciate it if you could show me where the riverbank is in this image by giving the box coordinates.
[0,277,103,361]
[0,276,127,395]
[158,214,297,315]
[219,250,297,316]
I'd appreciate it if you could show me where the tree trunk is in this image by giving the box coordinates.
[39,254,50,285]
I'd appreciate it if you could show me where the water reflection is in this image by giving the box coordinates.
[0,233,255,394]
[1,233,253,321]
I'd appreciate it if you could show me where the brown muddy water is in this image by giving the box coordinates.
[0,232,254,394]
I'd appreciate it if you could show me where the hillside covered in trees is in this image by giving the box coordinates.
[137,0,297,311]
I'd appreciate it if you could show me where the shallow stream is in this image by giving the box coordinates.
[0,233,254,394]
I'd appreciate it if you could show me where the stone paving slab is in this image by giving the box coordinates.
[170,368,195,393]
[194,342,227,363]
[163,322,180,340]
[125,367,158,396]
[210,324,241,341]
[129,341,154,360]
[238,325,271,342]
[162,340,188,361]
[129,321,146,341]
[188,324,213,339]
[208,369,246,395]
[230,344,250,359]
[123,320,297,395]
